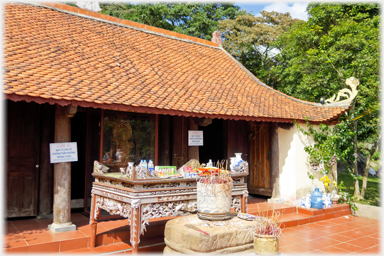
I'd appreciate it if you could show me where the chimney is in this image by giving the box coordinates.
[211,31,222,46]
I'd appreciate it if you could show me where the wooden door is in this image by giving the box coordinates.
[6,101,41,217]
[248,122,272,196]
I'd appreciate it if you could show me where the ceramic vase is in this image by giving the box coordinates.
[229,157,236,171]
[304,194,311,209]
[126,162,134,178]
[234,153,243,167]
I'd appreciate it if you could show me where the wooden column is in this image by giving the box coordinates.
[188,117,199,160]
[48,104,77,233]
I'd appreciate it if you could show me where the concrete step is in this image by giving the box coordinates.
[4,202,352,254]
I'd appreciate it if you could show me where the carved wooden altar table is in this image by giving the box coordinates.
[89,162,249,253]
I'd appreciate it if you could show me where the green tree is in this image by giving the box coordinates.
[272,3,380,199]
[99,2,243,40]
[218,11,300,88]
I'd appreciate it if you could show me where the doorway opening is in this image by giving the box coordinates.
[198,119,225,166]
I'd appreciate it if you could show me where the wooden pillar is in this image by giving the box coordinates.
[48,104,77,233]
[188,117,199,160]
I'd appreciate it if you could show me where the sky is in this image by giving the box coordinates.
[234,2,309,20]
[129,1,310,20]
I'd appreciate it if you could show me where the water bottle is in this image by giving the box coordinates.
[148,160,154,175]
[207,159,213,167]
[143,160,148,170]
[311,188,323,209]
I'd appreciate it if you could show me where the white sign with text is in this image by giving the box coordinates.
[188,130,203,146]
[50,142,78,163]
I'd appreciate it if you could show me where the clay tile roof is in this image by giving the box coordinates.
[3,2,350,123]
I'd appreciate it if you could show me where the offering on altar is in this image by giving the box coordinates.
[197,160,233,220]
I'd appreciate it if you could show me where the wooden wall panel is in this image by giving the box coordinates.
[248,122,272,196]
[226,120,249,161]
[171,116,188,168]
[159,115,171,165]
[6,100,41,217]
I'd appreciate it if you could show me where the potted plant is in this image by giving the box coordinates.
[253,209,282,255]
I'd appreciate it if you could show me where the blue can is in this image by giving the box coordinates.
[311,188,323,209]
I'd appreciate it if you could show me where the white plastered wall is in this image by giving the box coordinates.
[272,123,337,204]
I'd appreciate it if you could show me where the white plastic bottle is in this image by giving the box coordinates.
[207,159,213,167]
[148,160,154,175]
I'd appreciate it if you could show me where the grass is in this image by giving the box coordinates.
[338,172,381,206]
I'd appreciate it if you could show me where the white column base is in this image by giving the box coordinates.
[48,222,76,233]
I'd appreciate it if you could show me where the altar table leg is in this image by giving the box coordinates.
[89,195,100,248]
[130,205,141,254]
[241,194,248,213]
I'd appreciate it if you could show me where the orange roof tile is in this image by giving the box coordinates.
[3,3,350,123]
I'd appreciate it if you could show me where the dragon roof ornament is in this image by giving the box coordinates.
[324,77,359,107]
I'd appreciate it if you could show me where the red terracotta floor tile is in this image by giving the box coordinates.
[53,229,88,240]
[11,220,47,232]
[3,230,23,242]
[59,237,89,252]
[96,231,114,246]
[326,233,355,243]
[28,241,60,253]
[139,235,164,247]
[77,223,109,237]
[111,230,131,243]
[22,230,59,245]
[367,233,381,239]
[279,228,302,237]
[317,245,351,254]
[60,247,97,254]
[338,229,372,239]
[295,231,327,241]
[356,245,381,254]
[279,236,305,247]
[278,246,296,254]
[281,241,324,254]
[347,236,380,248]
[3,238,28,249]
[147,243,166,252]
[311,237,342,247]
[333,242,365,253]
[90,242,129,254]
[3,245,29,254]
[36,218,54,227]
[302,229,333,237]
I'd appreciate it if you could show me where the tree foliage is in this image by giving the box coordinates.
[218,11,300,88]
[272,3,380,200]
[98,2,243,40]
[272,3,380,104]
